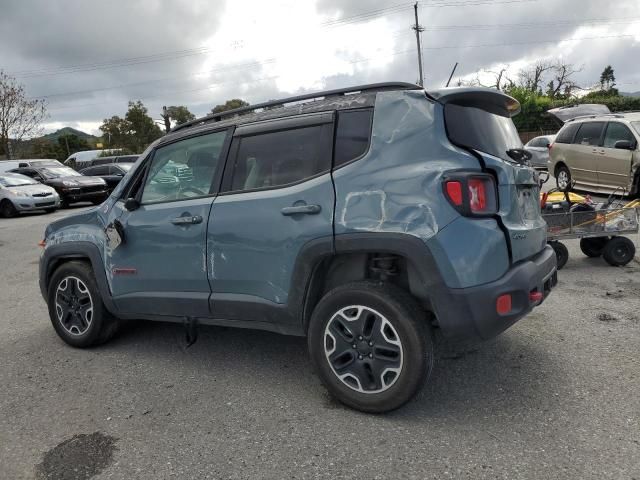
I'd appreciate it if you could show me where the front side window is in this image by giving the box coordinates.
[573,122,605,146]
[140,130,227,204]
[228,124,332,192]
[603,122,636,148]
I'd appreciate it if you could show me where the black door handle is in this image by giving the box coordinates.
[171,215,203,225]
[281,204,321,216]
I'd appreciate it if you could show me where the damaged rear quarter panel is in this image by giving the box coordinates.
[332,90,510,288]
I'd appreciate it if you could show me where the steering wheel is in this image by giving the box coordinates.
[180,186,207,197]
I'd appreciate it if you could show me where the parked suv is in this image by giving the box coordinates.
[549,113,640,194]
[39,83,557,412]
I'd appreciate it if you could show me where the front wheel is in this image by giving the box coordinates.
[308,281,433,413]
[0,199,18,218]
[47,261,120,348]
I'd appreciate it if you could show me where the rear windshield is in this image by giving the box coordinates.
[444,104,522,162]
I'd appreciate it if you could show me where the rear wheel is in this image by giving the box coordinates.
[602,236,635,267]
[0,199,18,218]
[308,281,433,413]
[550,241,569,270]
[555,165,571,191]
[47,261,119,348]
[580,237,608,258]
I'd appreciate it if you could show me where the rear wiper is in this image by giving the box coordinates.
[506,148,532,165]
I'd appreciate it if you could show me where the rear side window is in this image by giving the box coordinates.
[444,104,522,162]
[603,122,636,148]
[334,109,373,167]
[228,125,332,192]
[573,122,605,146]
[555,124,579,144]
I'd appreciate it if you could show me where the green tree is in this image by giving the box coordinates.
[99,101,162,153]
[212,98,249,114]
[124,100,163,153]
[600,65,616,92]
[160,105,196,132]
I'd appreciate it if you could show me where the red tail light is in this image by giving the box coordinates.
[496,294,512,315]
[444,174,497,216]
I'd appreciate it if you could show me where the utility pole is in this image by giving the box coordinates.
[161,106,171,133]
[412,2,424,87]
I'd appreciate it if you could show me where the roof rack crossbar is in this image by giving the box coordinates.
[566,113,625,122]
[171,82,422,133]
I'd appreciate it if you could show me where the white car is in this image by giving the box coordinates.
[524,135,556,170]
[0,172,60,218]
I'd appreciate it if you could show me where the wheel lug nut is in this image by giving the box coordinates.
[352,344,357,349]
[369,353,373,358]
[368,341,373,347]
[358,336,363,341]
[358,355,363,360]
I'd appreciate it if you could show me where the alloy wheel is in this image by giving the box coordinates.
[55,276,94,336]
[324,305,403,394]
[557,170,569,190]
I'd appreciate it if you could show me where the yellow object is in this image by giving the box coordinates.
[542,191,587,203]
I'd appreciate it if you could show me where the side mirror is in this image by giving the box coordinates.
[614,140,636,150]
[124,198,140,211]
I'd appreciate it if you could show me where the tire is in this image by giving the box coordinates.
[602,236,636,267]
[550,241,569,270]
[555,165,571,191]
[580,237,608,258]
[0,199,18,218]
[47,261,120,348]
[307,281,434,413]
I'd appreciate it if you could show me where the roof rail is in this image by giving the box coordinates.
[171,82,422,133]
[566,113,625,122]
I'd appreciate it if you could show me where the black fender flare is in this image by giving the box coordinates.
[39,241,119,315]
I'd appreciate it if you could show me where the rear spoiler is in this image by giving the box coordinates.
[427,87,521,118]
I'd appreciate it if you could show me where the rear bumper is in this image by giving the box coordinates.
[433,245,557,341]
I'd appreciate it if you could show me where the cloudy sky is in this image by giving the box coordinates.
[1,0,640,135]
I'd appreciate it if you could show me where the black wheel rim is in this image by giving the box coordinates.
[324,305,403,394]
[55,276,93,336]
[612,244,632,262]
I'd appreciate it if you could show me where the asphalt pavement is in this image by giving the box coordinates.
[0,206,638,480]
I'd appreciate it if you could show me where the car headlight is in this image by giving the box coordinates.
[9,189,29,197]
[62,180,79,187]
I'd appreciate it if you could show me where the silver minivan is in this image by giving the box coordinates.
[549,113,640,195]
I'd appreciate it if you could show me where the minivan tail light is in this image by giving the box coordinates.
[443,173,497,216]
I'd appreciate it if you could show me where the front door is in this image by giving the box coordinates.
[106,129,231,318]
[207,114,335,325]
[597,122,636,190]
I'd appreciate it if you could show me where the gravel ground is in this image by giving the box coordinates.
[0,206,639,480]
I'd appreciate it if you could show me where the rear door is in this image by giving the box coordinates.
[598,122,636,190]
[568,122,605,187]
[207,113,335,324]
[106,129,231,317]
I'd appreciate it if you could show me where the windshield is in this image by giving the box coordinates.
[632,121,640,136]
[0,175,38,187]
[445,104,523,162]
[41,167,82,178]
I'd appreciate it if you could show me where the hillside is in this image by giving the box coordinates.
[620,91,640,98]
[41,127,99,143]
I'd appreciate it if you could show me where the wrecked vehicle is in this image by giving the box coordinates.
[39,82,556,412]
[549,109,640,195]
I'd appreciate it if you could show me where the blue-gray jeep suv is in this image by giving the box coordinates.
[40,83,557,412]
